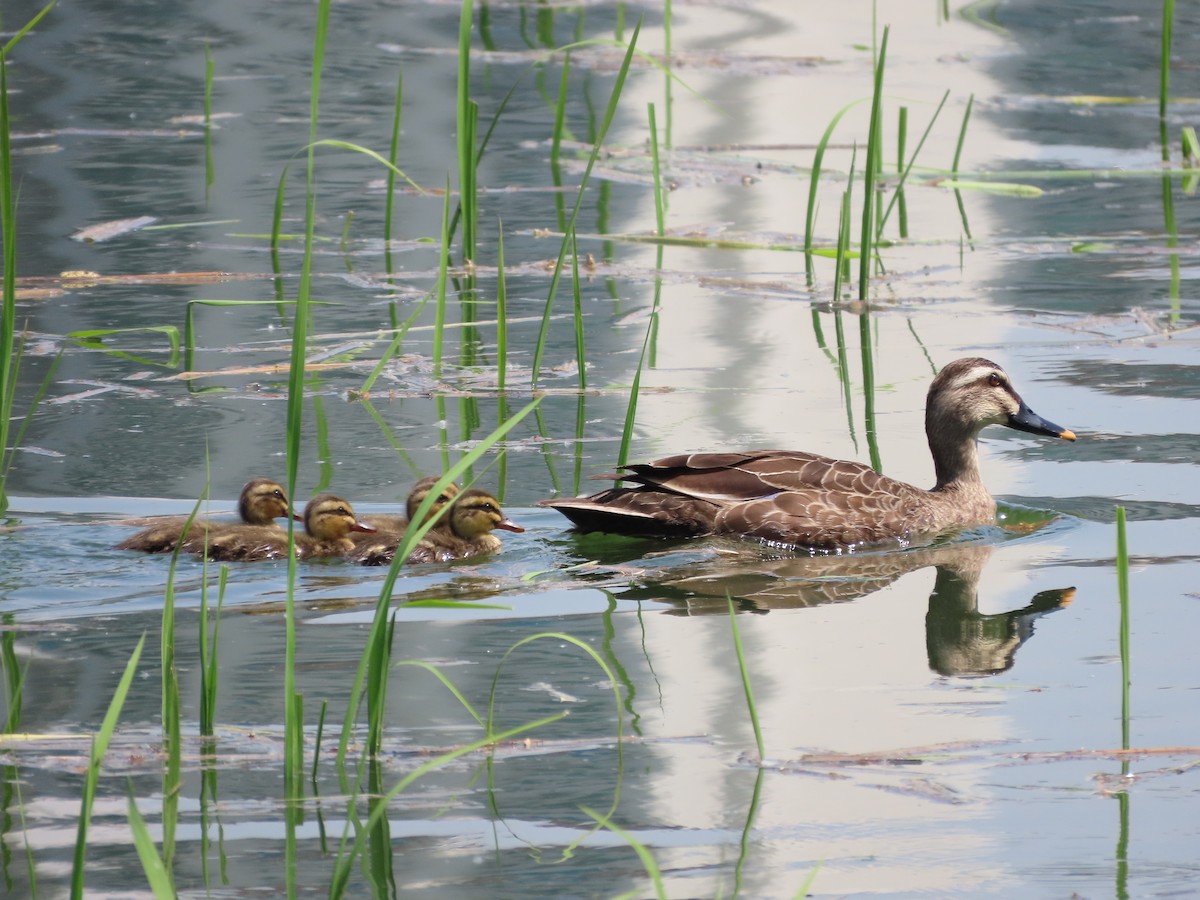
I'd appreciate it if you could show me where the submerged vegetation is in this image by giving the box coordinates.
[0,0,1185,896]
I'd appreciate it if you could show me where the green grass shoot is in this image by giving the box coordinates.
[581,806,667,900]
[204,43,214,198]
[70,634,146,899]
[857,25,888,302]
[1116,506,1130,753]
[127,782,174,899]
[530,19,641,387]
[803,98,867,285]
[725,598,765,761]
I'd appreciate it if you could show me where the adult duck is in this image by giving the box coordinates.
[115,477,293,553]
[540,358,1076,552]
[355,488,522,566]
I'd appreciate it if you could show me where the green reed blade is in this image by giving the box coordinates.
[127,784,174,900]
[433,176,452,376]
[384,68,403,249]
[1116,506,1131,753]
[804,98,867,283]
[876,90,948,236]
[725,597,765,760]
[329,712,566,899]
[204,43,214,197]
[0,2,55,56]
[67,326,181,368]
[70,633,146,900]
[570,229,587,390]
[549,53,572,230]
[858,25,888,302]
[496,221,508,391]
[457,0,477,261]
[337,399,542,762]
[394,661,485,726]
[200,566,228,736]
[896,106,908,238]
[581,806,667,900]
[1160,0,1175,127]
[531,20,641,388]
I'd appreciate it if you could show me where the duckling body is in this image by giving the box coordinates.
[115,478,292,553]
[195,493,375,561]
[355,488,522,566]
[542,358,1076,552]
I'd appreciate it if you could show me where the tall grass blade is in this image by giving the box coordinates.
[457,0,477,263]
[204,43,215,199]
[581,806,667,900]
[803,98,866,284]
[876,90,948,235]
[433,177,452,376]
[725,598,765,760]
[70,633,146,899]
[383,67,403,268]
[857,26,888,302]
[570,229,587,390]
[860,313,881,471]
[329,713,567,899]
[126,785,174,899]
[531,20,641,387]
[1116,506,1130,755]
[496,221,508,392]
[646,102,665,366]
[896,106,908,239]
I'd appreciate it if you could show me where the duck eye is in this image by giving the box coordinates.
[987,373,1002,387]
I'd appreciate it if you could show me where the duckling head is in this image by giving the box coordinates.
[406,476,461,526]
[301,494,377,540]
[448,489,524,540]
[239,478,293,525]
[925,357,1076,442]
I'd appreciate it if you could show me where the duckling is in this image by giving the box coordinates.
[115,478,293,553]
[197,493,377,561]
[359,475,461,534]
[355,488,522,566]
[540,358,1077,552]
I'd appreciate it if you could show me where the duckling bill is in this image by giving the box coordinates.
[540,358,1076,552]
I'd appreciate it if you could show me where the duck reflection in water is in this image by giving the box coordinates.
[615,541,1073,677]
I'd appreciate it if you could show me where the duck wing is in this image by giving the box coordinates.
[714,475,931,551]
[618,450,881,501]
[540,487,721,537]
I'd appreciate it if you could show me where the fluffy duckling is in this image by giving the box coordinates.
[196,493,377,561]
[542,358,1076,552]
[359,475,461,534]
[355,488,522,566]
[115,478,293,553]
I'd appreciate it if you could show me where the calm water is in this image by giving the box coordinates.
[2,0,1199,897]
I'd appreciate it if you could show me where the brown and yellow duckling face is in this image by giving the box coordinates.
[297,494,377,542]
[446,489,523,540]
[238,478,294,525]
[406,476,462,528]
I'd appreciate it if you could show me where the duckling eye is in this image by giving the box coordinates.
[987,373,1002,388]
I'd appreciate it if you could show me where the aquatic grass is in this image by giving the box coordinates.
[204,43,214,199]
[582,806,666,900]
[0,3,57,515]
[550,54,573,231]
[496,221,508,392]
[67,326,181,368]
[1116,506,1130,755]
[725,598,765,761]
[858,24,887,302]
[530,20,641,388]
[0,626,23,734]
[70,634,146,899]
[127,784,173,899]
[356,289,432,395]
[614,101,665,467]
[1159,0,1175,135]
[803,98,867,284]
[570,229,587,390]
[457,0,478,264]
[328,712,567,900]
[198,564,228,737]
[875,89,948,236]
[336,398,542,761]
[433,177,452,376]
[896,106,908,238]
[383,67,403,289]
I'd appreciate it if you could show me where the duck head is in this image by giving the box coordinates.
[406,475,462,526]
[448,489,524,540]
[925,357,1076,443]
[238,478,294,525]
[299,494,377,540]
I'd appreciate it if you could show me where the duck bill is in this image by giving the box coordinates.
[495,517,525,533]
[1007,401,1077,441]
[350,520,377,534]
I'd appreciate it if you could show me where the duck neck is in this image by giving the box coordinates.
[927,417,984,492]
